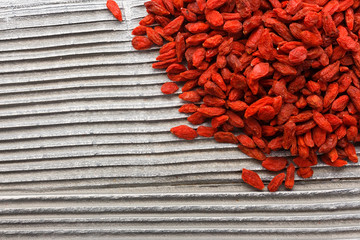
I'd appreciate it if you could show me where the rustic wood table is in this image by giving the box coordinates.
[0,0,359,239]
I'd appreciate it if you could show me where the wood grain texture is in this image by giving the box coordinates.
[0,0,359,239]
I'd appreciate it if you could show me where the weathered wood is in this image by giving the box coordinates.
[0,0,359,239]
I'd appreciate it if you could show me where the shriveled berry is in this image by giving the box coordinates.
[132,36,152,50]
[170,125,198,140]
[268,173,285,192]
[242,168,264,190]
[161,82,179,94]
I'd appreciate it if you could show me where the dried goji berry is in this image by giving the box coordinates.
[306,95,323,112]
[172,0,183,10]
[313,111,333,132]
[226,110,245,128]
[323,82,339,108]
[132,25,147,35]
[293,156,315,168]
[347,86,360,112]
[161,82,179,94]
[205,10,224,27]
[268,173,285,192]
[332,95,350,112]
[257,105,276,121]
[187,112,207,125]
[327,148,338,162]
[285,163,295,190]
[257,28,276,60]
[144,1,170,16]
[139,14,155,26]
[132,36,152,50]
[181,8,197,22]
[344,143,358,163]
[129,0,360,192]
[321,155,347,167]
[106,0,123,22]
[283,121,296,149]
[146,27,163,46]
[164,16,185,36]
[237,134,256,148]
[211,115,229,128]
[206,0,227,10]
[214,131,238,144]
[179,91,201,102]
[186,33,208,46]
[242,168,264,190]
[262,157,288,171]
[170,125,198,140]
[223,20,242,34]
[197,107,226,117]
[238,145,266,161]
[178,104,198,113]
[185,22,210,34]
[197,126,217,137]
[289,46,307,64]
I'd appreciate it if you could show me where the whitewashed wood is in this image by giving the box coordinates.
[0,0,359,239]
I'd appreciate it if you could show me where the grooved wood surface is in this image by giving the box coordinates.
[0,0,359,239]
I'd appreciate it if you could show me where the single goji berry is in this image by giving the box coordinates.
[214,131,238,144]
[106,0,123,22]
[179,91,201,102]
[313,111,333,132]
[197,126,217,137]
[242,168,264,190]
[164,16,185,36]
[285,163,295,190]
[170,125,198,140]
[268,173,286,192]
[187,112,207,125]
[289,46,307,64]
[161,82,179,94]
[144,1,170,16]
[132,36,153,50]
[132,25,147,35]
[262,157,288,171]
[347,86,360,112]
[226,110,245,128]
[197,107,226,117]
[206,0,227,10]
[344,144,358,163]
[178,104,198,113]
[237,134,256,148]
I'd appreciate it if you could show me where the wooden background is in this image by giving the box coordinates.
[0,0,359,239]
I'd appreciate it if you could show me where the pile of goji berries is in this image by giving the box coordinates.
[109,0,360,191]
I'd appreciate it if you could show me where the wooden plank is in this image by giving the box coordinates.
[0,0,359,239]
